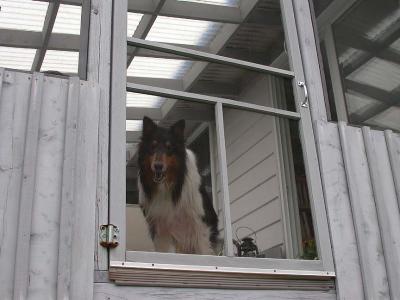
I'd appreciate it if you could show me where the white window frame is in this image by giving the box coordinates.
[108,0,335,287]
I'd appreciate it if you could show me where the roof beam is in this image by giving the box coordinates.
[127,107,162,120]
[336,27,400,66]
[190,81,240,97]
[38,0,243,23]
[346,80,400,108]
[0,28,208,59]
[31,1,61,72]
[346,79,400,122]
[316,0,358,37]
[246,9,282,26]
[0,29,80,51]
[127,0,242,23]
[127,77,184,90]
[78,0,90,79]
[350,102,392,124]
[336,24,400,76]
[127,0,166,67]
[35,0,81,5]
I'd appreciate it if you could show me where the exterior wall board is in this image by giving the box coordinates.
[315,121,364,300]
[316,120,400,299]
[93,283,337,300]
[0,69,99,299]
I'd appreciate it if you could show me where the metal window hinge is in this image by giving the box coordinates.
[99,224,119,248]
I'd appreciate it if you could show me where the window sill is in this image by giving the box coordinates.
[109,260,335,290]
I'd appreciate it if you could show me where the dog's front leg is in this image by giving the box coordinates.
[153,234,176,253]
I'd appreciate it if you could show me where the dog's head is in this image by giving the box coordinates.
[139,116,186,184]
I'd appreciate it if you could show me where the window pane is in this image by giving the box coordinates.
[313,0,400,131]
[126,48,296,111]
[221,108,318,259]
[125,95,223,255]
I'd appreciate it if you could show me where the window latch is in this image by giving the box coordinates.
[99,224,119,248]
[298,81,309,108]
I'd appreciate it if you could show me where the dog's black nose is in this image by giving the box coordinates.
[154,162,164,172]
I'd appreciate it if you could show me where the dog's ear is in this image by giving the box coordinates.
[170,119,185,140]
[142,116,157,136]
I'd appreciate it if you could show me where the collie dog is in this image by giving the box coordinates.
[138,117,219,255]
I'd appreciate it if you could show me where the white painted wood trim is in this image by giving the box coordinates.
[280,0,334,272]
[111,260,334,277]
[270,75,302,259]
[125,250,326,271]
[109,0,127,262]
[323,26,348,122]
[88,0,113,271]
[385,130,400,207]
[13,73,45,300]
[292,0,328,122]
[314,121,364,300]
[362,127,400,299]
[337,122,390,299]
[94,282,337,300]
[215,103,234,256]
[57,77,80,300]
[70,81,100,300]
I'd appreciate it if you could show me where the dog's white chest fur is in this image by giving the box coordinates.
[139,150,213,254]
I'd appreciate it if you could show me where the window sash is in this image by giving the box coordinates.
[109,0,334,275]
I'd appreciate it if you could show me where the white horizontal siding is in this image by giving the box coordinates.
[216,76,284,257]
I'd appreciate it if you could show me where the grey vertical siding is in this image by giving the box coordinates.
[0,69,99,300]
[316,120,400,300]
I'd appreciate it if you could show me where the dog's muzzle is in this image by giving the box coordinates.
[152,162,166,183]
[153,170,165,183]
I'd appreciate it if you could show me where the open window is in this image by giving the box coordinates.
[108,0,335,288]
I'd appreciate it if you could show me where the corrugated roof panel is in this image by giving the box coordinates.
[127,57,192,79]
[147,16,222,46]
[52,4,81,35]
[368,106,400,131]
[126,92,165,108]
[41,50,79,74]
[177,0,239,6]
[366,8,400,41]
[345,90,381,116]
[0,0,48,31]
[126,120,143,132]
[347,57,400,92]
[338,48,366,66]
[389,37,400,53]
[0,46,36,70]
[127,13,143,36]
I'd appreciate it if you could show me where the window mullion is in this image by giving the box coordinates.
[110,0,127,262]
[214,102,234,257]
